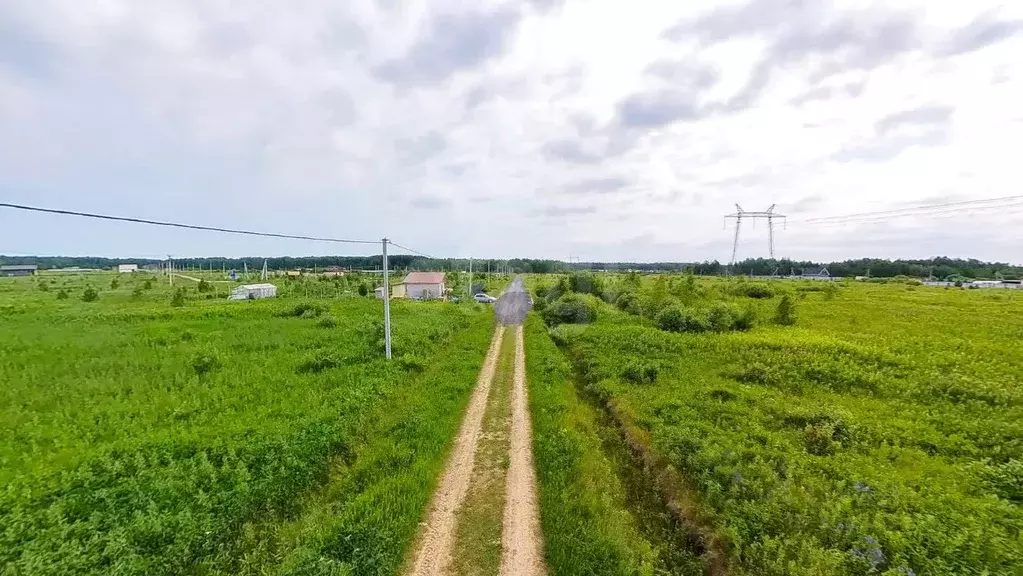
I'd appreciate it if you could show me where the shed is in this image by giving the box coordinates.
[402,272,446,300]
[118,264,139,273]
[229,283,277,300]
[0,265,38,277]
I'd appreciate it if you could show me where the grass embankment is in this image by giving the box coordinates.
[526,314,707,575]
[0,274,492,575]
[548,280,1023,575]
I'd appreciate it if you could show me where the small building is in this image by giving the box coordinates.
[229,283,277,300]
[0,264,38,277]
[402,272,446,300]
[118,264,139,273]
[374,286,387,300]
[801,267,831,279]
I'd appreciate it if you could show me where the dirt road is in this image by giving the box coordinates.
[406,277,545,576]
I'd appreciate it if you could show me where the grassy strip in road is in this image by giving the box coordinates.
[525,315,666,576]
[449,324,516,576]
[207,314,496,576]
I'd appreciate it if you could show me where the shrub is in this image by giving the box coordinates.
[615,291,641,315]
[297,352,343,374]
[132,286,143,298]
[804,422,839,456]
[191,352,221,377]
[568,272,603,297]
[110,278,119,290]
[358,283,369,297]
[56,289,69,300]
[739,283,774,299]
[197,279,213,293]
[171,288,186,307]
[82,287,99,303]
[38,281,49,292]
[621,362,658,384]
[732,306,757,331]
[823,282,839,300]
[317,315,338,328]
[656,305,708,333]
[774,294,796,326]
[279,303,327,318]
[542,294,597,326]
[143,278,153,290]
[397,353,426,373]
[707,302,736,332]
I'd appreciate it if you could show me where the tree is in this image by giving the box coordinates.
[110,278,119,290]
[82,287,98,302]
[774,294,796,326]
[171,288,186,307]
[358,283,369,297]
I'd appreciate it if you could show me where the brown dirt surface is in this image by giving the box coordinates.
[405,326,505,576]
[499,325,547,576]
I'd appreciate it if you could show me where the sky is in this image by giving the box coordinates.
[1,0,1022,263]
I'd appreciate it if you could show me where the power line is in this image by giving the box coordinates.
[0,202,379,245]
[796,195,1023,225]
[388,241,434,259]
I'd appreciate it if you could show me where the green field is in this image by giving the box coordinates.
[531,275,1023,575]
[0,272,493,575]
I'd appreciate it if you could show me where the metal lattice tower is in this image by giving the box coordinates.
[724,204,786,264]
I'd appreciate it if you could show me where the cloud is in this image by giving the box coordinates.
[875,105,954,135]
[538,204,597,217]
[789,79,865,106]
[409,195,451,210]
[542,139,602,164]
[562,177,631,195]
[374,6,522,86]
[935,13,1023,56]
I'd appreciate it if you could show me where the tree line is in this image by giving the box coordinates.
[1,255,1019,280]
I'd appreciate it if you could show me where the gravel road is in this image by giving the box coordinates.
[494,276,532,326]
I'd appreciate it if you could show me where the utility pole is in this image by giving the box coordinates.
[261,260,268,281]
[468,256,473,298]
[725,204,786,264]
[382,238,392,360]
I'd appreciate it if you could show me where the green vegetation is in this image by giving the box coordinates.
[543,276,1023,575]
[0,273,492,575]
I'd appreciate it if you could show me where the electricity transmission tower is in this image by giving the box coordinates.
[724,204,786,264]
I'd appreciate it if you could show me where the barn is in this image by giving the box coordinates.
[229,283,277,300]
[118,264,139,273]
[401,272,446,300]
[0,265,38,277]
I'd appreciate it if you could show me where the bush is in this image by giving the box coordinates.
[82,287,98,303]
[358,283,369,297]
[110,278,119,290]
[804,422,839,456]
[738,283,774,299]
[823,282,839,300]
[774,294,796,326]
[317,315,338,328]
[56,289,69,300]
[171,288,186,307]
[707,302,736,332]
[656,305,708,333]
[615,291,641,315]
[143,278,153,290]
[621,362,658,384]
[191,352,221,377]
[297,352,343,374]
[132,286,143,298]
[732,306,757,331]
[197,279,213,293]
[38,281,49,292]
[279,302,327,318]
[542,294,597,326]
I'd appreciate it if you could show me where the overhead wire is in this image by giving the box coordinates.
[387,241,434,259]
[0,202,380,245]
[792,195,1023,226]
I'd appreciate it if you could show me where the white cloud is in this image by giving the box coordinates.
[1,0,1022,263]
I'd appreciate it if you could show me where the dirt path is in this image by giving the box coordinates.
[406,326,505,576]
[406,276,546,576]
[499,325,546,576]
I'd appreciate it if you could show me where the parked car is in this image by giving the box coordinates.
[473,293,497,303]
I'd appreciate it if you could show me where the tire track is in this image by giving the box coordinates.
[406,326,505,576]
[499,325,546,576]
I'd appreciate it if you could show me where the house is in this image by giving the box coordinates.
[118,264,139,273]
[0,264,38,277]
[229,283,277,300]
[401,272,446,300]
[801,267,831,279]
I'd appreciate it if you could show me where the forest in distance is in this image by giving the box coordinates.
[3,255,1021,280]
